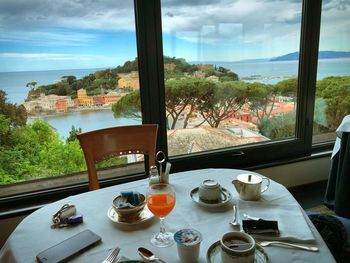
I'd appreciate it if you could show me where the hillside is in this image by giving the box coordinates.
[270,51,350,61]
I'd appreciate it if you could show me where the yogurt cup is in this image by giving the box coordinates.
[174,228,202,263]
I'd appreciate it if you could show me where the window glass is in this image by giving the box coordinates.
[161,0,302,156]
[312,0,350,144]
[0,0,141,195]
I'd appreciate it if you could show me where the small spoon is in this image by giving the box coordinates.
[229,204,240,227]
[138,247,166,263]
[243,213,261,221]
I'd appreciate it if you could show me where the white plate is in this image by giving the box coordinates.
[107,206,154,225]
[207,240,268,263]
[190,187,232,207]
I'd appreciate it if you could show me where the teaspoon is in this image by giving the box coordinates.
[138,247,166,263]
[229,204,240,227]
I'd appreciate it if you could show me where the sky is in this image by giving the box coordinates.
[0,0,349,72]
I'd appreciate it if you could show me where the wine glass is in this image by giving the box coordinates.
[146,183,176,247]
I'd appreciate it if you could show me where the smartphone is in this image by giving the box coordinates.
[36,229,101,263]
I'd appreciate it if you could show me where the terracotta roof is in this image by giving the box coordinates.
[167,127,266,156]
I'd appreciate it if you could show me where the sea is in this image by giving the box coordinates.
[1,58,349,139]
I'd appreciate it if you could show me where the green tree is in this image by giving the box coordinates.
[66,125,82,143]
[26,81,37,91]
[276,77,297,111]
[246,82,278,128]
[61,75,77,85]
[259,112,296,139]
[165,78,213,129]
[0,90,27,127]
[316,76,350,130]
[112,90,141,119]
[199,81,246,128]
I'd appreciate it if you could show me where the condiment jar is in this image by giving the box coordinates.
[149,165,160,185]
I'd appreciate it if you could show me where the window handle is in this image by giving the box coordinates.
[231,150,244,157]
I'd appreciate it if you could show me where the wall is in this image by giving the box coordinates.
[0,156,331,248]
[256,156,331,188]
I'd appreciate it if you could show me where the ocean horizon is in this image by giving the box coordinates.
[1,58,349,139]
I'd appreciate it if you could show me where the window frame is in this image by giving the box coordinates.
[1,0,333,217]
[138,0,324,172]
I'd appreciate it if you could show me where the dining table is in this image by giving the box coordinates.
[0,168,336,263]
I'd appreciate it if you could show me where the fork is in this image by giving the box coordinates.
[259,241,319,252]
[102,246,121,263]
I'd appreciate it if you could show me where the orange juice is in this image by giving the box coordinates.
[147,193,175,218]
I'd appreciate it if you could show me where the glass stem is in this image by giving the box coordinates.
[159,217,166,234]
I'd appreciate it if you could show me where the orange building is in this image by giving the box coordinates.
[93,96,105,106]
[104,95,120,105]
[55,99,68,112]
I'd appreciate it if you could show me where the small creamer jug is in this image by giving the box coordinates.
[232,174,270,201]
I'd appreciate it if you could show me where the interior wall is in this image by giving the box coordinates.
[255,156,331,187]
[0,156,330,248]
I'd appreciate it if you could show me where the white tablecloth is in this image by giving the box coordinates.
[0,169,335,263]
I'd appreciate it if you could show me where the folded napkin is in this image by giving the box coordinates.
[237,200,315,242]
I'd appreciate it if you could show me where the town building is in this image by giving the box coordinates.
[118,71,140,90]
[77,89,93,106]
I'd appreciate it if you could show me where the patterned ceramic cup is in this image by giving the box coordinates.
[220,232,255,263]
[174,228,202,263]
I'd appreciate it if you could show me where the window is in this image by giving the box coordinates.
[0,0,338,209]
[312,0,350,144]
[161,0,303,157]
[0,0,142,197]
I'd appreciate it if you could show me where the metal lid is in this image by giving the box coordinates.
[237,174,262,184]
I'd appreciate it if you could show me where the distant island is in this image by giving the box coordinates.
[191,51,350,64]
[270,51,350,61]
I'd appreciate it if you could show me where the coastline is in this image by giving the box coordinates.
[27,105,113,119]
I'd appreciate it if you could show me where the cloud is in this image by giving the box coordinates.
[0,0,135,31]
[0,52,105,61]
[0,30,98,46]
[162,0,303,48]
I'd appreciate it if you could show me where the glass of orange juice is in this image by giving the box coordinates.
[146,183,176,247]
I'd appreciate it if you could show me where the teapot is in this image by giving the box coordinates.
[232,174,270,201]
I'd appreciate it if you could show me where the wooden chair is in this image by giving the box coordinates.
[77,124,158,191]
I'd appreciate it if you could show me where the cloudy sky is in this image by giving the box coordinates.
[0,0,349,72]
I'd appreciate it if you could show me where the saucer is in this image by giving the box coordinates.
[107,205,154,225]
[190,187,232,207]
[207,241,268,263]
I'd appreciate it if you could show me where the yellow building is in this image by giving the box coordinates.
[118,72,140,90]
[77,89,93,106]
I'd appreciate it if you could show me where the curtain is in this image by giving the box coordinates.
[325,115,350,219]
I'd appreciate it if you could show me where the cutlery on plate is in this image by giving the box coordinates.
[229,204,240,227]
[259,241,319,252]
[102,246,121,263]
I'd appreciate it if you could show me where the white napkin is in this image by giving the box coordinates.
[238,200,315,242]
[332,115,350,159]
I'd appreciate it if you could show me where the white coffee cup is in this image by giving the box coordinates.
[220,231,255,263]
[198,179,221,201]
[174,228,202,263]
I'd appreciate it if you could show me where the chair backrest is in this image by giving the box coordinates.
[77,124,158,191]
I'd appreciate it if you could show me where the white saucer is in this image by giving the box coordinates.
[190,187,232,207]
[206,241,268,263]
[107,206,154,225]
